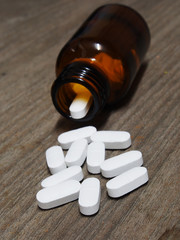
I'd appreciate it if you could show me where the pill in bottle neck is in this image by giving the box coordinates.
[69,83,93,119]
[51,4,150,121]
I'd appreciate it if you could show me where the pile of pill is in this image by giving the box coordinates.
[36,126,148,215]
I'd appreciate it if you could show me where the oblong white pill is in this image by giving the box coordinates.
[69,93,92,119]
[101,150,143,178]
[106,167,149,198]
[90,130,131,149]
[46,146,66,174]
[78,178,101,215]
[58,126,97,149]
[41,166,84,188]
[65,138,88,167]
[87,141,105,174]
[36,179,81,209]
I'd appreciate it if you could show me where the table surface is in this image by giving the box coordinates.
[0,0,179,239]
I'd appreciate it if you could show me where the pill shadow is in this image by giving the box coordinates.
[37,199,78,211]
[106,60,149,110]
[79,210,100,217]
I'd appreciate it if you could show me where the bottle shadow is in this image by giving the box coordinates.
[53,61,148,132]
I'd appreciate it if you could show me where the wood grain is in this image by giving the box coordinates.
[0,0,179,239]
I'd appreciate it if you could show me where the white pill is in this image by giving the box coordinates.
[45,146,66,174]
[65,138,88,167]
[36,179,81,209]
[90,130,131,149]
[58,126,97,149]
[78,178,101,215]
[41,166,84,188]
[69,93,92,119]
[106,167,149,198]
[101,150,143,178]
[87,142,105,174]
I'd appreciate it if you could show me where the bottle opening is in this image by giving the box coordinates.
[52,80,101,121]
[51,61,109,121]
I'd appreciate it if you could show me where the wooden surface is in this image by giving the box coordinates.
[0,0,180,239]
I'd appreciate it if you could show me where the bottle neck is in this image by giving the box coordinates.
[51,61,109,121]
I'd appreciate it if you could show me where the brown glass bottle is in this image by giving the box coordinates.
[51,4,150,121]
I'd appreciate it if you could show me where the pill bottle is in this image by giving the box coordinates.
[51,4,150,121]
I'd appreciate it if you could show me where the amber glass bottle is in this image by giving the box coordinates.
[51,4,150,121]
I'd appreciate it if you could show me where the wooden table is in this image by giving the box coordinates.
[0,0,179,239]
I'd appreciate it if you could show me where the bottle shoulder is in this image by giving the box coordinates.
[56,37,127,75]
[56,37,105,74]
[57,38,107,61]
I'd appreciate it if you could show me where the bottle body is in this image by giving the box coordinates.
[52,4,150,121]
